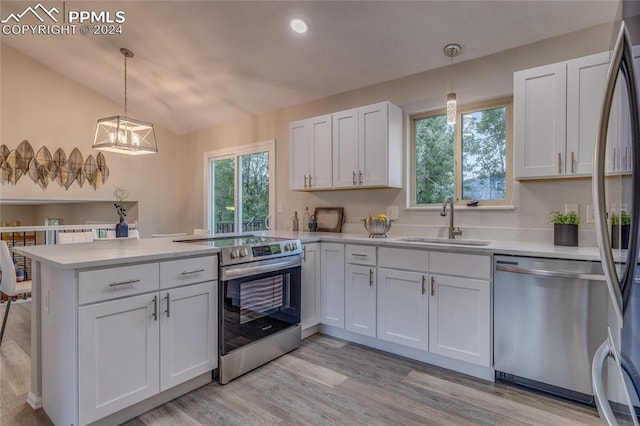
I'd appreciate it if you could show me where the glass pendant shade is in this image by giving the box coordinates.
[94,116,158,155]
[446,92,457,125]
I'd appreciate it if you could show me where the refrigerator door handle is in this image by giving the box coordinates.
[593,22,640,327]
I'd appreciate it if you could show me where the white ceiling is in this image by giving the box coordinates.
[1,1,621,135]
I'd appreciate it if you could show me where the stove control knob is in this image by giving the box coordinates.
[230,249,239,259]
[239,248,248,257]
[284,243,292,251]
[292,242,298,250]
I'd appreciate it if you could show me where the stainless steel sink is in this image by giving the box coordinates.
[397,237,491,246]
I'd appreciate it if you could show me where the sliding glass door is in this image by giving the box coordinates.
[207,141,275,234]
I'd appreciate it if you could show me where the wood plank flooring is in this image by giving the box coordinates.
[1,302,602,425]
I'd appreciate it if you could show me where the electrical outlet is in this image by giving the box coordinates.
[277,202,283,214]
[565,203,579,215]
[386,206,399,220]
[586,205,596,223]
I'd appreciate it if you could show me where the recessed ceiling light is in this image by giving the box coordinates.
[290,18,308,34]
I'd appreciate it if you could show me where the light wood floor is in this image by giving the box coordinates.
[1,302,602,425]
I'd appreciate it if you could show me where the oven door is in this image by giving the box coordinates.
[220,255,301,356]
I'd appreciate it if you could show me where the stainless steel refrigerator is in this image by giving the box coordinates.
[592,21,640,425]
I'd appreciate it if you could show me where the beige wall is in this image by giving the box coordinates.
[0,44,187,236]
[183,21,621,235]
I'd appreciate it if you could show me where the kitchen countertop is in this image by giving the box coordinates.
[14,229,625,270]
[13,237,219,270]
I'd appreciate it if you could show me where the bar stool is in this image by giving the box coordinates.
[0,241,32,346]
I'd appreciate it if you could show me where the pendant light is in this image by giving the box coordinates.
[93,48,158,155]
[443,43,461,125]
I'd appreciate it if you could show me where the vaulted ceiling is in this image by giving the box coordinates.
[1,1,622,134]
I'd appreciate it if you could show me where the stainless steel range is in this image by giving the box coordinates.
[180,235,302,384]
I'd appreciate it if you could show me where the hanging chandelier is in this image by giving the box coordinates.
[93,48,158,155]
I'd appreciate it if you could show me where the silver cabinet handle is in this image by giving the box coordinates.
[359,170,363,184]
[430,276,435,296]
[152,295,158,321]
[421,275,426,294]
[304,175,308,188]
[308,175,312,187]
[351,253,368,257]
[109,279,140,287]
[302,246,307,262]
[165,293,170,318]
[558,152,562,174]
[614,147,617,171]
[495,263,606,281]
[353,171,357,186]
[571,151,575,173]
[181,269,205,275]
[626,146,630,170]
[369,269,373,286]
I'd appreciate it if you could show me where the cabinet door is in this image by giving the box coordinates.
[301,243,321,330]
[289,119,310,190]
[514,62,567,178]
[160,281,217,391]
[345,264,376,337]
[359,102,389,187]
[428,275,490,366]
[78,293,160,425]
[320,243,345,328]
[377,268,428,350]
[309,114,333,190]
[566,52,614,175]
[332,108,359,188]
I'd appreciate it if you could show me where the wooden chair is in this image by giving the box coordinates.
[0,241,32,346]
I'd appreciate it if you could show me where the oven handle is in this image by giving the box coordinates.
[221,256,301,280]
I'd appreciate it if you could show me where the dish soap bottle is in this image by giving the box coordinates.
[292,211,299,232]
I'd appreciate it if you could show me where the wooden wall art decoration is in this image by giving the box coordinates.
[0,140,109,190]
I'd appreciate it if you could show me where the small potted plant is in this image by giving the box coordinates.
[611,211,631,249]
[551,211,580,247]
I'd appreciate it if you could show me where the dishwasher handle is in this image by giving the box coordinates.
[495,263,606,281]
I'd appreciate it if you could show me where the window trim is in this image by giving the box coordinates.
[203,139,276,232]
[409,97,513,208]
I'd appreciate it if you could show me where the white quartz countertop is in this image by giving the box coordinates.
[13,237,219,270]
[262,231,612,262]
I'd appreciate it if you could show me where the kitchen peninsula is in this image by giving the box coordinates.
[14,238,219,426]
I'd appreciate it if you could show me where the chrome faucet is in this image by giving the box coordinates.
[440,197,462,239]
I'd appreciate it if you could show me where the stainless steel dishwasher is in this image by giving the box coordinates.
[494,255,608,404]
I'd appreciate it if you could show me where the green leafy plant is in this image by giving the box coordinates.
[113,186,129,220]
[610,211,631,225]
[550,211,580,225]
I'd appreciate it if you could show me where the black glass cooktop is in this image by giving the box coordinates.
[179,235,288,248]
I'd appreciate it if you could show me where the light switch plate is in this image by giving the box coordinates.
[586,204,596,223]
[386,206,399,220]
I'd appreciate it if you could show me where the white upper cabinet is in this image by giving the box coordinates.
[288,114,333,190]
[333,101,403,189]
[566,52,615,175]
[290,101,403,191]
[515,48,638,179]
[514,62,567,179]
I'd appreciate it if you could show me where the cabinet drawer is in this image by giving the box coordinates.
[378,247,428,272]
[429,251,490,279]
[78,263,160,305]
[346,244,376,266]
[160,255,217,289]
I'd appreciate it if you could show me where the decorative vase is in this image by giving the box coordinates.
[115,217,129,238]
[612,224,630,249]
[554,223,578,247]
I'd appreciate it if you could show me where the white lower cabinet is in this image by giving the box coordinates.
[345,264,376,337]
[79,293,160,425]
[428,274,491,366]
[301,243,321,329]
[320,243,345,328]
[377,268,429,350]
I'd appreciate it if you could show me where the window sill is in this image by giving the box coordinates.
[405,205,516,212]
